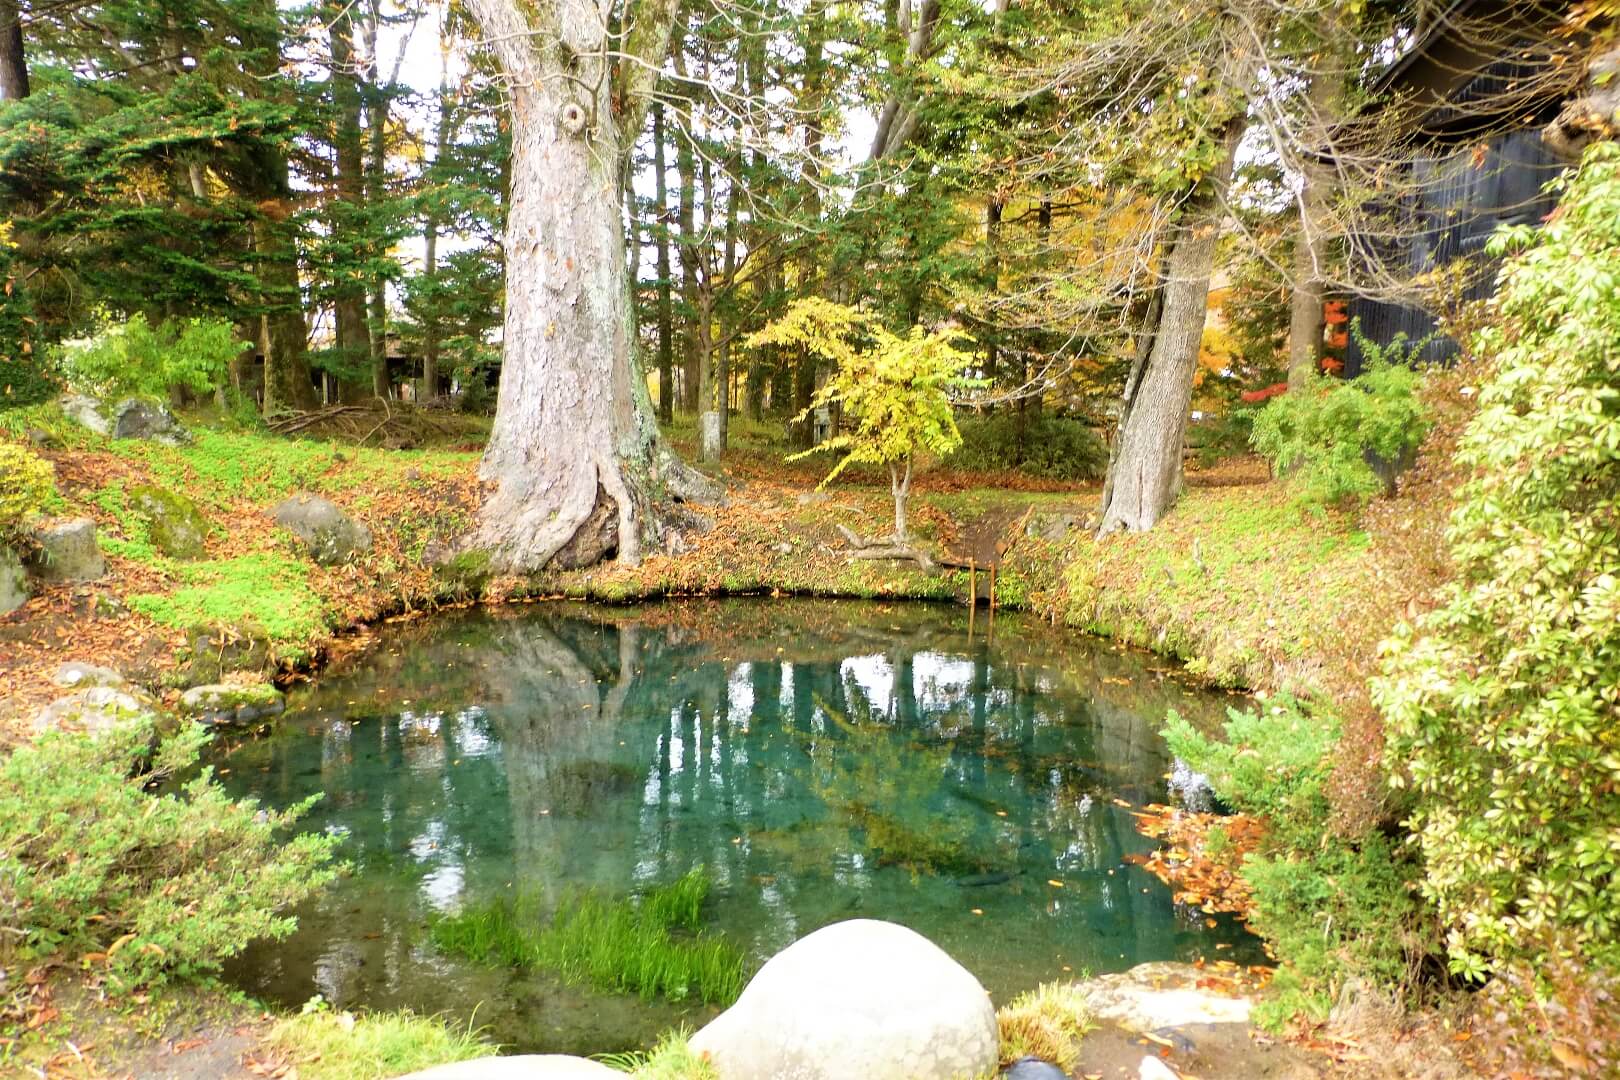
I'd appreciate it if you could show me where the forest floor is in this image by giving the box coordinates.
[0,398,1478,1078]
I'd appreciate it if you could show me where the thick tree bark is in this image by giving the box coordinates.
[0,0,27,101]
[1287,72,1338,390]
[329,10,371,401]
[1097,122,1242,535]
[676,110,700,413]
[653,103,674,422]
[463,0,710,572]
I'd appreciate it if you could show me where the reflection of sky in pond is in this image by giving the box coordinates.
[208,598,1262,1057]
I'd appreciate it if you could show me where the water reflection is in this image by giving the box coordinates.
[213,599,1259,1054]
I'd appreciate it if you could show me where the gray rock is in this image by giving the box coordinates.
[53,661,125,689]
[1078,963,1253,1032]
[1140,1056,1181,1080]
[690,919,999,1080]
[0,545,28,615]
[393,1056,622,1080]
[1025,512,1088,542]
[113,398,188,443]
[795,491,830,506]
[1167,759,1217,813]
[178,682,285,726]
[1005,1058,1070,1080]
[62,393,112,436]
[61,395,189,444]
[33,686,158,737]
[272,493,371,565]
[25,519,105,582]
[129,483,208,559]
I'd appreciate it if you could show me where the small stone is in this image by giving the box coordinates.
[25,519,106,582]
[796,491,830,506]
[1024,512,1086,542]
[272,493,371,565]
[1140,1056,1181,1080]
[24,427,57,449]
[1005,1057,1070,1079]
[53,661,125,689]
[773,542,793,555]
[1079,962,1253,1032]
[178,682,286,726]
[0,545,28,615]
[393,1056,623,1079]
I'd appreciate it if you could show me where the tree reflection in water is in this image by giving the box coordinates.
[213,599,1262,1055]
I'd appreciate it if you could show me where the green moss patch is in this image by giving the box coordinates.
[128,553,327,654]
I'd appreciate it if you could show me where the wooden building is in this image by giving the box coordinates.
[1341,0,1582,374]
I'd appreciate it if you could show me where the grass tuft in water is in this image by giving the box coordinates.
[995,980,1094,1072]
[430,867,746,1006]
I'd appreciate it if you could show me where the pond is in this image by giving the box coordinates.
[208,598,1263,1055]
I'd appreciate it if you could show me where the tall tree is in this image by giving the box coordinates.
[0,0,27,100]
[461,0,714,570]
[653,102,675,422]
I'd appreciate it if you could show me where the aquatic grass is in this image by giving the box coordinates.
[431,867,747,1006]
[427,893,542,968]
[995,981,1094,1072]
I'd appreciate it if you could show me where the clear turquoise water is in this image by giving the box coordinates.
[210,598,1262,1054]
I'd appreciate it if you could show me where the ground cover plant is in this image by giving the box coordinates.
[0,718,341,990]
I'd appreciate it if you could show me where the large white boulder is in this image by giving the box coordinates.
[689,919,998,1080]
[393,1055,621,1079]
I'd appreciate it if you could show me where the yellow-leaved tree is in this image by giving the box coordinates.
[747,298,979,542]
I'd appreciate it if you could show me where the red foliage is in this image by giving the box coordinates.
[1240,382,1289,403]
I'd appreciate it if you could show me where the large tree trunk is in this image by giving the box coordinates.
[1097,122,1242,535]
[0,0,29,101]
[329,8,371,401]
[653,103,674,422]
[463,0,708,572]
[1287,71,1338,390]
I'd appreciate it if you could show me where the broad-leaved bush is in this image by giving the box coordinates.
[0,442,54,540]
[1374,141,1620,981]
[64,313,244,400]
[748,298,981,539]
[947,414,1109,481]
[1250,326,1428,505]
[0,719,341,989]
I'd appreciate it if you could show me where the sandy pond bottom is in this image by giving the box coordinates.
[207,598,1263,1055]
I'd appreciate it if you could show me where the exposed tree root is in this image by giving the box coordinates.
[834,524,937,571]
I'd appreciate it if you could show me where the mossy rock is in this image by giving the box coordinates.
[129,483,208,560]
[178,681,286,726]
[434,547,493,595]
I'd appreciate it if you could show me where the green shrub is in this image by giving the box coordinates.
[947,413,1109,481]
[0,719,341,990]
[63,313,244,400]
[1373,142,1620,982]
[1165,697,1424,1026]
[1164,697,1338,843]
[0,441,54,539]
[1249,326,1428,505]
[431,866,746,1006]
